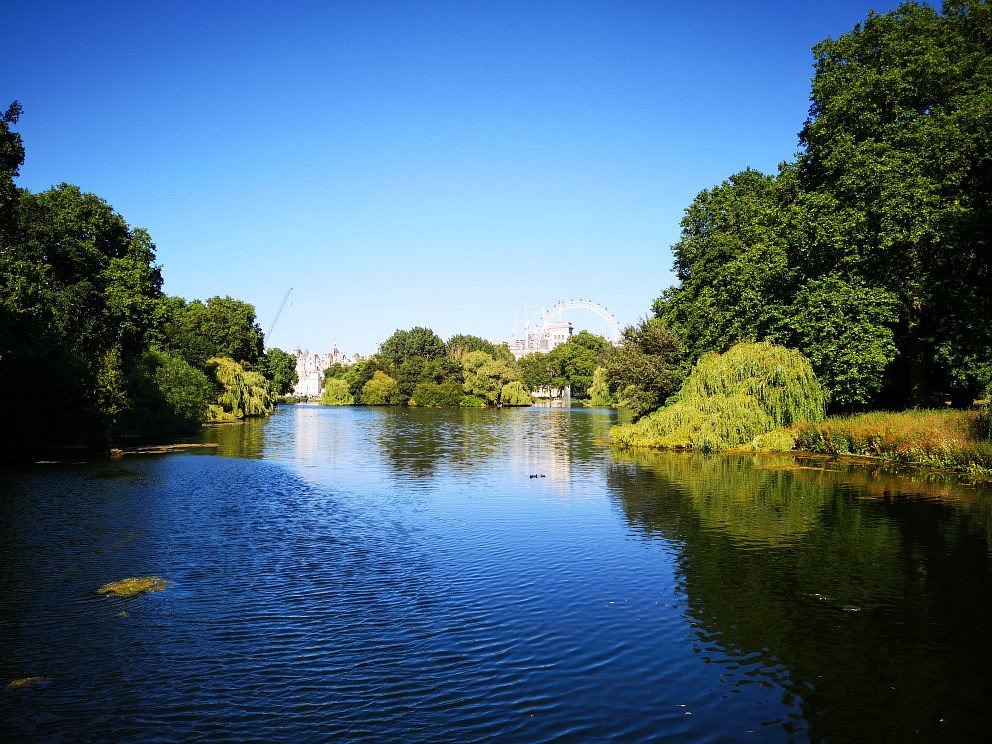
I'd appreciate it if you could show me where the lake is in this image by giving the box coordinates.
[2,404,991,741]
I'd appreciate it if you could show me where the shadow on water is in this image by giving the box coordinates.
[607,449,992,741]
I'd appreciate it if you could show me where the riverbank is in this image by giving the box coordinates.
[789,409,992,476]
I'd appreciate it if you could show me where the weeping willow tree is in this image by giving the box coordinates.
[612,342,826,452]
[207,356,273,420]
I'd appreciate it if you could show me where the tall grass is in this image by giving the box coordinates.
[794,409,992,475]
[612,342,827,451]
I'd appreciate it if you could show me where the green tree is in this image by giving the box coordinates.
[461,350,525,406]
[602,318,687,420]
[447,334,515,363]
[1,178,165,447]
[652,168,793,362]
[361,370,400,405]
[789,276,900,410]
[795,0,992,405]
[120,349,214,435]
[378,327,447,370]
[321,377,355,406]
[261,347,299,395]
[587,367,616,407]
[208,356,273,419]
[161,295,265,370]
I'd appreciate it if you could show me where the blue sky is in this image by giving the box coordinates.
[6,0,912,355]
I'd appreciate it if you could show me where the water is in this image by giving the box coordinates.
[2,405,991,741]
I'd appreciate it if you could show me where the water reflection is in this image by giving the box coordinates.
[607,450,992,741]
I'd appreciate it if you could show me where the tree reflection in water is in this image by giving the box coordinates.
[607,450,992,742]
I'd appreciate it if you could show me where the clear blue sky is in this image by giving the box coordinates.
[6,0,913,355]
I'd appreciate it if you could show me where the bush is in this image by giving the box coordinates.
[612,342,827,452]
[460,394,487,408]
[410,380,464,407]
[118,349,214,436]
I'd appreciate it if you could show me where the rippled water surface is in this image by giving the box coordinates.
[2,405,991,741]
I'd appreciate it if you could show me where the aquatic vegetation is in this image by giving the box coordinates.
[612,343,827,452]
[6,676,49,688]
[96,576,168,598]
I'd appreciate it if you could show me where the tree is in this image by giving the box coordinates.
[161,296,264,370]
[652,168,793,362]
[262,347,298,395]
[378,327,447,370]
[2,180,165,447]
[321,377,354,406]
[795,1,992,405]
[208,356,273,419]
[602,318,687,420]
[361,370,400,405]
[789,276,899,410]
[587,367,616,407]
[461,350,525,406]
[447,334,515,363]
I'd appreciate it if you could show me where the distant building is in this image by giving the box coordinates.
[291,345,360,398]
[508,320,573,359]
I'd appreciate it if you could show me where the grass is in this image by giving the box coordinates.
[611,342,827,452]
[792,409,992,476]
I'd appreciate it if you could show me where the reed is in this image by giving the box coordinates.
[612,342,827,452]
[794,409,992,475]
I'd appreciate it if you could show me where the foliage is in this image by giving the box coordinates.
[344,358,379,399]
[410,380,464,407]
[261,347,298,395]
[360,370,400,405]
[119,349,214,436]
[321,377,355,406]
[612,343,827,452]
[788,276,900,410]
[461,350,525,406]
[794,409,992,475]
[1,171,165,448]
[378,327,447,370]
[586,367,616,407]
[447,334,514,363]
[160,295,264,370]
[208,356,273,419]
[601,318,687,419]
[499,380,533,407]
[459,394,487,408]
[653,168,793,362]
[647,2,992,411]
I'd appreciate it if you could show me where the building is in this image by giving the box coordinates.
[291,345,358,398]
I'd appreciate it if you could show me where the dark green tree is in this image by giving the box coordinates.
[602,318,688,420]
[378,327,447,370]
[261,347,299,395]
[795,0,992,405]
[160,295,265,370]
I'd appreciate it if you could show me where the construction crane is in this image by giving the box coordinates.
[266,287,293,343]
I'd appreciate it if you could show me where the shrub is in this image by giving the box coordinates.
[410,380,464,407]
[460,394,487,408]
[612,342,827,452]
